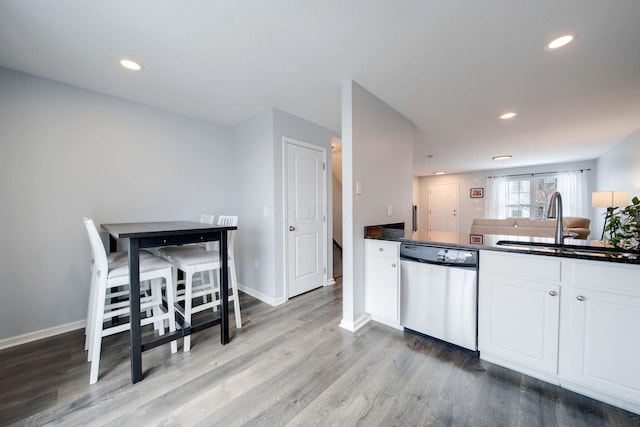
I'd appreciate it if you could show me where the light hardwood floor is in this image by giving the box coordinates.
[1,280,639,426]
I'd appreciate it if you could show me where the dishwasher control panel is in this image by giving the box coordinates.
[436,249,474,264]
[401,243,478,267]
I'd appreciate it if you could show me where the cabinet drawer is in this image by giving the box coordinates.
[564,260,640,294]
[366,240,400,259]
[480,250,561,282]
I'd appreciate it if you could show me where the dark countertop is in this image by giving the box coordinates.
[366,234,640,265]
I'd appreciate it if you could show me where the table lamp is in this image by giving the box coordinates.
[592,191,629,240]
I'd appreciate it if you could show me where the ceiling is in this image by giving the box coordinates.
[1,1,639,175]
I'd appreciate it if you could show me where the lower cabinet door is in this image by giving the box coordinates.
[561,286,640,404]
[366,256,399,323]
[479,273,560,375]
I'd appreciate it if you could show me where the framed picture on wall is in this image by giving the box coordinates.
[470,234,483,244]
[470,188,484,198]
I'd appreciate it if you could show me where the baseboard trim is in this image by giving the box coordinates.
[339,313,371,332]
[237,283,286,307]
[369,315,404,331]
[0,320,86,350]
[2,283,300,350]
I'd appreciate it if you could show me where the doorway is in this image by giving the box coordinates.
[331,137,342,280]
[284,137,328,298]
[428,182,459,243]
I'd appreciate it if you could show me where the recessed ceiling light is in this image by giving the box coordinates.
[545,34,576,50]
[120,59,143,71]
[434,171,447,175]
[492,155,512,161]
[499,112,517,120]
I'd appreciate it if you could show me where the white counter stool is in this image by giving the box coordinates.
[84,253,159,355]
[152,214,217,315]
[84,248,127,352]
[208,215,242,328]
[158,215,241,352]
[83,218,177,384]
[84,231,162,358]
[175,215,241,328]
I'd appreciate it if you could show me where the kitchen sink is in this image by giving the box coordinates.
[495,240,640,261]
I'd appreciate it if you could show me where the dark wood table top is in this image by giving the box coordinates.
[102,221,237,239]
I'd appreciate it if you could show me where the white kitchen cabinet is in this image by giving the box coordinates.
[478,250,561,382]
[479,250,640,414]
[365,240,402,330]
[559,259,640,414]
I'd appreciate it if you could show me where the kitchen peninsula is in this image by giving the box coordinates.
[364,228,640,415]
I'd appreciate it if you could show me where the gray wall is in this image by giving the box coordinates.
[0,68,236,341]
[341,80,414,330]
[232,109,277,303]
[0,69,341,344]
[231,108,339,305]
[272,108,339,301]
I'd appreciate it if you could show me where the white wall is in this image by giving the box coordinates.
[595,129,640,236]
[0,68,235,341]
[340,81,414,331]
[416,160,598,242]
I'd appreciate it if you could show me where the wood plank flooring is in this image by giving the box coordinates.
[1,280,639,426]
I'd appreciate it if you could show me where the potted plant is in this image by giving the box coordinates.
[604,196,640,250]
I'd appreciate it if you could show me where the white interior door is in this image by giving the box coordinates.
[285,139,326,298]
[429,182,459,243]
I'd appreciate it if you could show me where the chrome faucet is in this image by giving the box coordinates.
[546,191,564,244]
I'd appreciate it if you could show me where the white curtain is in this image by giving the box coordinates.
[485,171,589,219]
[485,176,509,218]
[556,170,589,217]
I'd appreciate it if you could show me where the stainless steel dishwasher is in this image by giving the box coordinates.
[400,242,479,352]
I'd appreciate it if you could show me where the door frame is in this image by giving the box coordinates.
[282,136,329,301]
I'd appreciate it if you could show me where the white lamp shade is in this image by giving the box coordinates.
[592,192,610,208]
[612,191,629,207]
[592,191,629,208]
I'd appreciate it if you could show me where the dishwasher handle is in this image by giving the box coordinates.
[400,256,477,269]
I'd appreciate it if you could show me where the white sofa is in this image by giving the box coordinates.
[470,217,591,239]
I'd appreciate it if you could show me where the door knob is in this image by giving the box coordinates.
[549,291,557,296]
[576,295,585,301]
[289,226,296,231]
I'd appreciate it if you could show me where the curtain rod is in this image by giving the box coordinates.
[486,168,591,179]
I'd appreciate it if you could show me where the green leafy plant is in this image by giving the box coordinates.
[604,196,640,250]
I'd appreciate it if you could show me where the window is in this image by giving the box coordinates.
[506,176,557,219]
[486,170,589,219]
